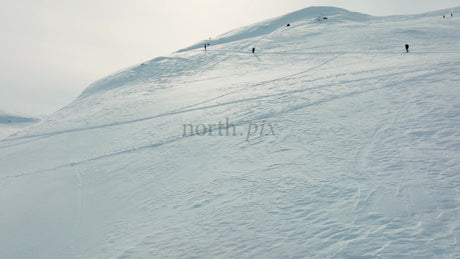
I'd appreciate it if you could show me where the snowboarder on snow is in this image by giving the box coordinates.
[405,44,410,53]
[252,47,255,54]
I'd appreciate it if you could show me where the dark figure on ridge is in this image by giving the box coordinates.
[405,44,410,53]
[252,47,255,54]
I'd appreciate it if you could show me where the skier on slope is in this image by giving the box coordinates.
[405,44,410,53]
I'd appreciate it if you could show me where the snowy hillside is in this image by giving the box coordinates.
[0,110,39,124]
[0,110,39,140]
[1,6,459,258]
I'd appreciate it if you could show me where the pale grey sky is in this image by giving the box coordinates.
[1,0,459,116]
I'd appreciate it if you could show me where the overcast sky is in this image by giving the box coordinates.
[1,0,459,116]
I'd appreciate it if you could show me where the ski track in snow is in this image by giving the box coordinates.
[2,65,441,179]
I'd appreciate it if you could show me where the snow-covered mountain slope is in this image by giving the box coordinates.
[0,110,39,124]
[178,6,372,53]
[0,110,39,140]
[1,6,460,258]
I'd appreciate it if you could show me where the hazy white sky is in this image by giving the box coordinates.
[1,0,459,116]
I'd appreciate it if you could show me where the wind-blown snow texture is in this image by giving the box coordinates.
[1,6,459,258]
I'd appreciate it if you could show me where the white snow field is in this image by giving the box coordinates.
[1,6,460,258]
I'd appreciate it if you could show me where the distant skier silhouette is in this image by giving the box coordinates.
[405,44,410,53]
[204,43,207,51]
[252,47,255,54]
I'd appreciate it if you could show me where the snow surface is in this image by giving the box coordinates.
[0,110,39,140]
[1,6,460,258]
